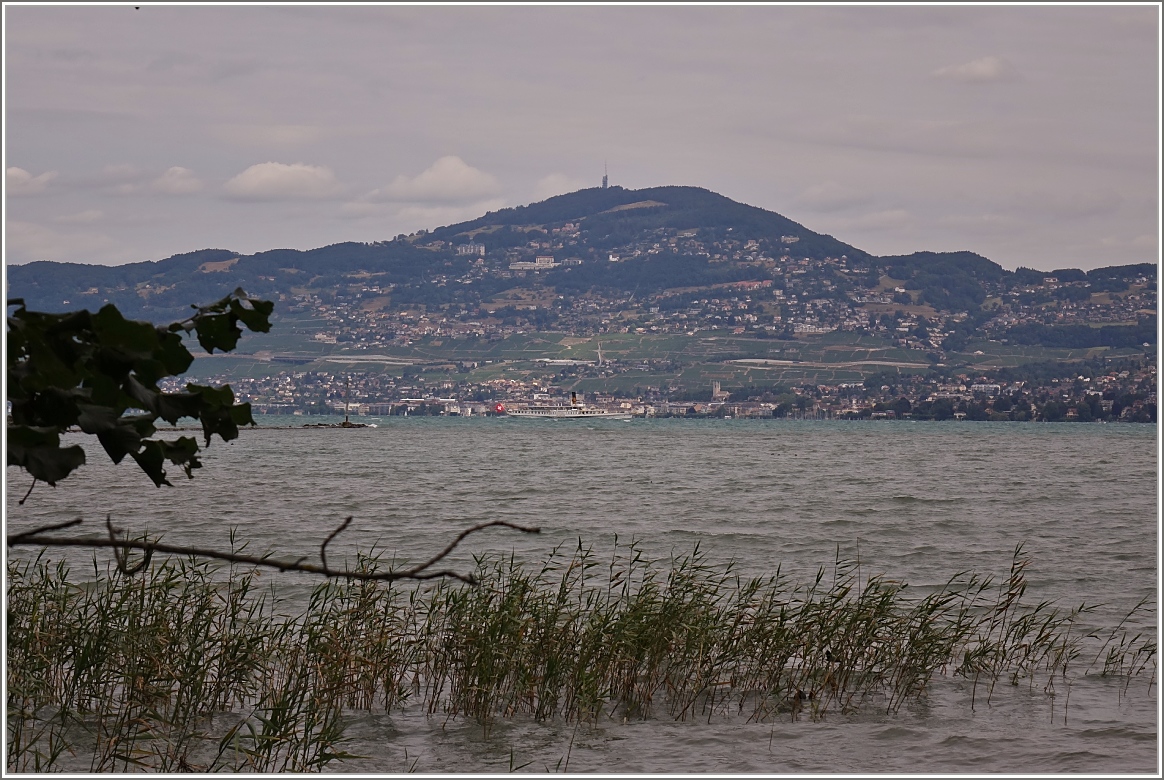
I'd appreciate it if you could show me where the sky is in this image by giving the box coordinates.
[3,4,1160,272]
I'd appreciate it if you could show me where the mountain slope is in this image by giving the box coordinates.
[5,186,1154,333]
[428,185,867,262]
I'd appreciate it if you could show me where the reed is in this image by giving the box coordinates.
[6,541,1156,772]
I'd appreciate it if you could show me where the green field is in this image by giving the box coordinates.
[181,318,1142,390]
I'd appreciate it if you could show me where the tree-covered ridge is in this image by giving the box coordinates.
[7,241,443,321]
[5,185,1155,354]
[4,185,867,318]
[429,185,866,261]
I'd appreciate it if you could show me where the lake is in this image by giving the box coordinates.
[5,418,1158,773]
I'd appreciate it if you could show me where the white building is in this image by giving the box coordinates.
[456,242,486,256]
[509,255,560,271]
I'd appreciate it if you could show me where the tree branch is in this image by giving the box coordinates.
[391,520,539,580]
[319,516,353,574]
[6,517,541,585]
[18,479,37,506]
[6,517,83,543]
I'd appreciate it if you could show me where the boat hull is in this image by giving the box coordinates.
[505,407,633,420]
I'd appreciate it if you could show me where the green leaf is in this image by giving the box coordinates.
[129,444,168,487]
[97,425,141,465]
[92,304,161,360]
[6,426,86,485]
[77,403,121,434]
[155,391,205,426]
[192,313,241,354]
[7,292,271,489]
[124,375,161,416]
[230,402,256,427]
[229,297,274,333]
[153,330,195,375]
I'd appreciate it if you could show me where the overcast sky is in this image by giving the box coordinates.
[4,4,1160,271]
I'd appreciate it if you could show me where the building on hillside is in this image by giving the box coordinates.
[970,383,1002,396]
[509,255,560,271]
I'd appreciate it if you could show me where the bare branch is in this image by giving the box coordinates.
[6,518,541,585]
[319,516,353,574]
[393,520,542,579]
[18,479,37,506]
[7,517,83,543]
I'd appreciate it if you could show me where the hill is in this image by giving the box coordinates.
[8,185,871,318]
[6,185,1156,356]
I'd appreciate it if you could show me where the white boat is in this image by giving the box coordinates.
[498,393,634,420]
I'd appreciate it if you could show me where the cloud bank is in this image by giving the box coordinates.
[223,162,342,200]
[368,156,501,204]
[152,166,203,195]
[7,167,58,195]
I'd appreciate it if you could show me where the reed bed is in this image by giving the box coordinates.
[7,540,1156,772]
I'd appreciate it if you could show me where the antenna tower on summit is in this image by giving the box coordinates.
[602,161,608,189]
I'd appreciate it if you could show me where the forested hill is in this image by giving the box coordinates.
[426,185,866,261]
[5,185,1156,334]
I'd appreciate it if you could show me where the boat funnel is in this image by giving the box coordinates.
[571,391,579,406]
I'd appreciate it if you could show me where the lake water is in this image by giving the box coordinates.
[6,418,1159,773]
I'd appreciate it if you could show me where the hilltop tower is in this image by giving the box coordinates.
[602,161,608,189]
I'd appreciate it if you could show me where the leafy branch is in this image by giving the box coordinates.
[7,517,541,585]
[6,289,274,489]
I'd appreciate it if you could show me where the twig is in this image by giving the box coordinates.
[319,516,353,574]
[18,479,37,506]
[393,520,540,579]
[6,518,83,543]
[6,518,541,585]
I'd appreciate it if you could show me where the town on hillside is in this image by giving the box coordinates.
[12,186,1157,423]
[159,352,1157,423]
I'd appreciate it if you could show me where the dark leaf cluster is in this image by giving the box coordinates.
[7,289,273,488]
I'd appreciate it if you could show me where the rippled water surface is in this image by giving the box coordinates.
[6,418,1159,773]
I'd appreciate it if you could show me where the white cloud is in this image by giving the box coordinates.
[793,181,872,212]
[933,56,1019,83]
[152,166,203,194]
[55,209,104,224]
[368,156,501,204]
[532,173,592,202]
[7,167,58,195]
[223,162,343,200]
